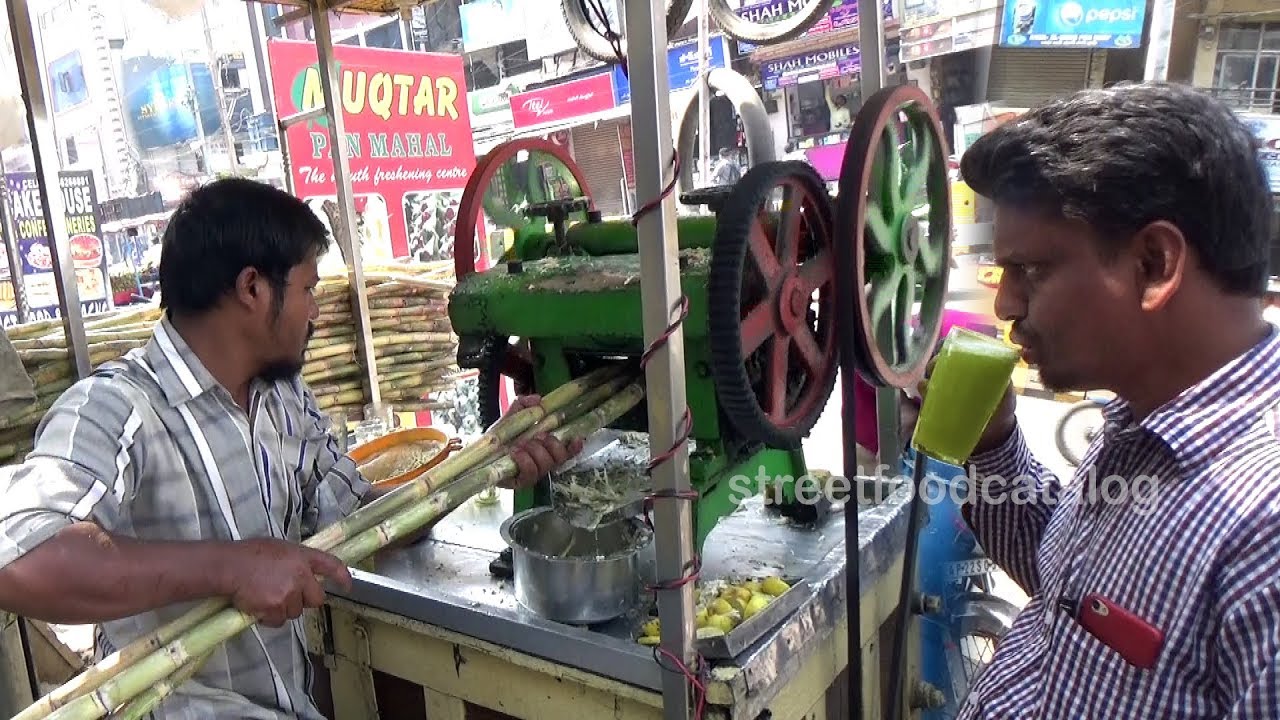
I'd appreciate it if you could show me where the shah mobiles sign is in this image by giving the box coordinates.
[266,40,477,260]
[1000,0,1145,49]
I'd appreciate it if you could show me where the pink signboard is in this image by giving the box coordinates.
[509,73,616,129]
[804,142,848,181]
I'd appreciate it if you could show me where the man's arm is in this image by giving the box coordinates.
[0,377,349,627]
[964,424,1064,596]
[1215,484,1280,717]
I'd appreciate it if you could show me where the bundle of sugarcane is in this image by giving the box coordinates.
[0,306,164,465]
[305,261,459,419]
[18,365,642,720]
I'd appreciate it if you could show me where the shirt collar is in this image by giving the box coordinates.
[1102,325,1280,470]
[143,315,225,407]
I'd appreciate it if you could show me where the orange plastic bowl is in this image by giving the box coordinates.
[348,427,461,488]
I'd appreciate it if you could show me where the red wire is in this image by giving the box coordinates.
[631,150,681,227]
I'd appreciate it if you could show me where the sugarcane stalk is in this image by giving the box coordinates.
[324,389,367,407]
[371,332,452,348]
[2,318,63,340]
[38,382,644,720]
[366,298,447,311]
[304,342,358,362]
[365,306,445,319]
[108,651,211,720]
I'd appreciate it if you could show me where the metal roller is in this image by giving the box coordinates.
[835,85,953,390]
[708,0,835,45]
[708,160,839,448]
[674,67,776,198]
[559,0,694,64]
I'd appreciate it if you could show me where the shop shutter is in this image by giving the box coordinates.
[571,120,628,218]
[985,47,1105,109]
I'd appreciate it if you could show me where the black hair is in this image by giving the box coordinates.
[960,82,1274,295]
[158,177,330,317]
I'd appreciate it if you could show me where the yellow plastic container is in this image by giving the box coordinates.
[912,327,1019,465]
[348,427,461,488]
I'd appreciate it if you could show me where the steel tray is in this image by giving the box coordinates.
[694,577,810,660]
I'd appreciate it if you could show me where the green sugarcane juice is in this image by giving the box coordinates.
[912,327,1020,466]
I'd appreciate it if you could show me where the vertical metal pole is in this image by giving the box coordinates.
[311,2,382,407]
[201,2,241,176]
[696,0,710,187]
[8,0,90,377]
[857,0,885,94]
[625,0,695,717]
[1142,0,1176,82]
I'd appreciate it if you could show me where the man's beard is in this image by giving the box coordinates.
[259,322,314,382]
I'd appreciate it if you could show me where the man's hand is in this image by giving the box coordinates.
[219,539,352,628]
[502,394,585,490]
[901,358,1018,459]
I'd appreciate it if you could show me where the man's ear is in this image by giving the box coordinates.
[234,266,265,312]
[1130,221,1187,312]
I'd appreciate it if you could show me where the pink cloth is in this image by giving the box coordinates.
[853,309,991,453]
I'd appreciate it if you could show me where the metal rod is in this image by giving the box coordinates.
[857,0,886,94]
[280,106,327,130]
[7,0,90,376]
[201,2,241,176]
[624,0,696,716]
[697,0,710,187]
[310,2,382,408]
[1143,0,1177,81]
[887,453,928,720]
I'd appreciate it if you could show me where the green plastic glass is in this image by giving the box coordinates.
[911,327,1020,466]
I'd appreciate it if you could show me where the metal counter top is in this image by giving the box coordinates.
[333,478,912,716]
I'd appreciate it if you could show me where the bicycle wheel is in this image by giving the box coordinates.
[946,592,1018,702]
[1055,400,1104,467]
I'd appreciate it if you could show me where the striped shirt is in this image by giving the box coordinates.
[0,317,370,719]
[959,324,1280,719]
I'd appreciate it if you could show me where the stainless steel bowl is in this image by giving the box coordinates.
[499,507,654,625]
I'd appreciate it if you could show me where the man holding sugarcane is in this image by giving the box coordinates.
[0,178,578,719]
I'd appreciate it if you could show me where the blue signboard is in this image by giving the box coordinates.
[1000,0,1145,49]
[121,56,222,151]
[611,35,729,106]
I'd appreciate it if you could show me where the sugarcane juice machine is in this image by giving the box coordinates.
[449,158,831,555]
[448,85,953,570]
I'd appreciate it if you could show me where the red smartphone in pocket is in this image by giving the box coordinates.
[1074,592,1164,670]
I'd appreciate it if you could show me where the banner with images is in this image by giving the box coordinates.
[1241,113,1280,195]
[899,0,1000,61]
[999,0,1145,49]
[267,40,478,264]
[2,171,111,327]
